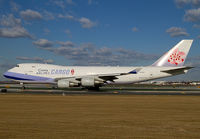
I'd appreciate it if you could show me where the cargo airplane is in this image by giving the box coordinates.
[3,40,193,90]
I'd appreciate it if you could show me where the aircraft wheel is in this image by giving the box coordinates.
[1,89,7,92]
[87,86,100,91]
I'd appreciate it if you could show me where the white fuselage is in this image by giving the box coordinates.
[5,63,181,84]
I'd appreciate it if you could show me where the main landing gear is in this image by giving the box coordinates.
[1,88,7,92]
[20,82,26,90]
[86,86,100,91]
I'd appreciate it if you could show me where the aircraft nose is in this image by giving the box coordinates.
[3,72,9,78]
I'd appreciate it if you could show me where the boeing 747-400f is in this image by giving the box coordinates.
[3,40,193,90]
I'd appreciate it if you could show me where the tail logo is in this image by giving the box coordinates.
[168,48,185,65]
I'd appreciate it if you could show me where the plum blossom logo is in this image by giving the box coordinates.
[71,69,74,75]
[168,48,185,65]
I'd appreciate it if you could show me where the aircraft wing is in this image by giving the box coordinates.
[97,68,142,81]
[55,68,142,82]
[161,66,193,74]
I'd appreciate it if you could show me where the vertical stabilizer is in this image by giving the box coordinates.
[152,40,193,67]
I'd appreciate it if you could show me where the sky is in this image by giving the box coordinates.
[0,0,200,81]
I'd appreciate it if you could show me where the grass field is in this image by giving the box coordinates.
[0,94,200,139]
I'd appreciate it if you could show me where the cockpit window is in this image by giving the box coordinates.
[16,65,19,67]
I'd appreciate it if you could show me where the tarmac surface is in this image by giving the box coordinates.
[1,87,200,95]
[1,82,200,95]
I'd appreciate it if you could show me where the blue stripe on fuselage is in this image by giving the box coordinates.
[3,72,53,82]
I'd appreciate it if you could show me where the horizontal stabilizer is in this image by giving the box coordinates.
[161,66,193,74]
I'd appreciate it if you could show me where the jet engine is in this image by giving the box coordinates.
[57,77,104,88]
[57,79,78,88]
[81,77,104,87]
[81,77,95,87]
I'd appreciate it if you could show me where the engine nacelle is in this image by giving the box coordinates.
[81,77,95,87]
[58,77,104,88]
[57,79,78,88]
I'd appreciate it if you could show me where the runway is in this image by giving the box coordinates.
[1,88,200,95]
[1,82,200,95]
